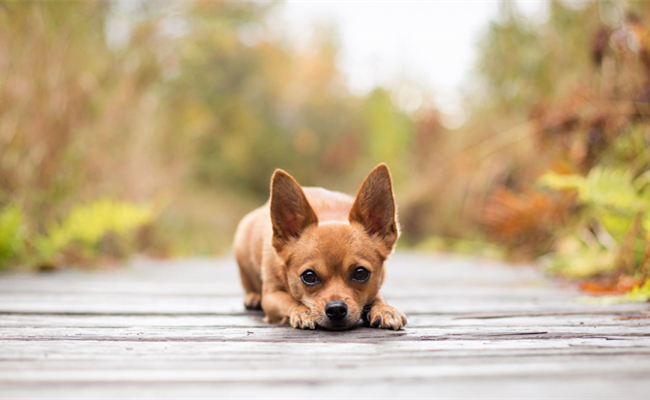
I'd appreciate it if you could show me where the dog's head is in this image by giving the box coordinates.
[270,164,399,330]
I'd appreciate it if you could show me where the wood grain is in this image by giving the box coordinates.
[1,252,648,399]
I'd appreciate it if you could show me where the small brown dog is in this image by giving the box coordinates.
[233,163,407,330]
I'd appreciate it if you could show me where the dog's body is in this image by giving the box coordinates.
[233,164,407,330]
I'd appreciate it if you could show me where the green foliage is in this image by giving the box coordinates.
[363,88,414,176]
[543,237,618,278]
[464,0,650,301]
[0,1,171,264]
[539,167,648,214]
[624,278,650,302]
[0,199,152,269]
[538,148,650,279]
[0,205,26,269]
[35,199,153,262]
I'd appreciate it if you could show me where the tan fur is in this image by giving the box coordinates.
[233,164,407,330]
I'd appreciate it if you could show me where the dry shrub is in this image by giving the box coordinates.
[481,187,572,260]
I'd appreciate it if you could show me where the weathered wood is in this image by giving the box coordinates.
[2,312,649,328]
[0,251,649,398]
[2,378,649,400]
[1,378,649,400]
[2,324,650,342]
[3,338,650,365]
[3,293,646,315]
[1,356,650,382]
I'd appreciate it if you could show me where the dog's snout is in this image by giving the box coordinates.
[325,301,348,321]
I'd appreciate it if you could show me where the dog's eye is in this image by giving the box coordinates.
[301,269,319,285]
[352,267,370,282]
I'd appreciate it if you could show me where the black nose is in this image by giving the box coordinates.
[325,301,348,321]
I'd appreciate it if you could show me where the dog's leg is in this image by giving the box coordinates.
[262,291,317,329]
[239,272,262,310]
[366,294,407,330]
[235,253,262,310]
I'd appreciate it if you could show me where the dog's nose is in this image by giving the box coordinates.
[325,301,348,321]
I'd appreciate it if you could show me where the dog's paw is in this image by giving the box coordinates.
[367,303,407,330]
[244,293,262,310]
[289,305,317,329]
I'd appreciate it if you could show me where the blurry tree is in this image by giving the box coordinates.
[167,2,414,197]
[0,0,419,268]
[455,0,650,294]
[0,1,169,219]
[477,0,599,111]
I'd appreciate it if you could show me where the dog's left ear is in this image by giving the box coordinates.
[349,163,399,251]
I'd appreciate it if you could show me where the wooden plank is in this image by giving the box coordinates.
[1,378,649,400]
[1,358,649,383]
[2,350,650,371]
[2,312,649,328]
[1,293,646,315]
[3,336,650,359]
[1,325,649,343]
[2,342,650,364]
[1,251,649,398]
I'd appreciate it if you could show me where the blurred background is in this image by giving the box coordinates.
[1,0,649,297]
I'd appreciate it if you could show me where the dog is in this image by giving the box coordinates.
[233,163,407,330]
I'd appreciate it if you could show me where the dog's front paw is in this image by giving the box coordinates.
[289,305,317,329]
[367,303,407,330]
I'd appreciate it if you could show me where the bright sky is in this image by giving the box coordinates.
[277,0,545,126]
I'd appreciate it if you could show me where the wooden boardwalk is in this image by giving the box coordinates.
[1,251,649,399]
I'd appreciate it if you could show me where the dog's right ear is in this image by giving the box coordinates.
[270,169,318,252]
[349,163,399,252]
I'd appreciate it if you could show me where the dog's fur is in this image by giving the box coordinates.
[233,164,407,330]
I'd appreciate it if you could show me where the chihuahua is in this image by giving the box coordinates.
[233,164,407,330]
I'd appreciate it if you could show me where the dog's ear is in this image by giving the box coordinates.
[270,169,318,251]
[349,163,399,250]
